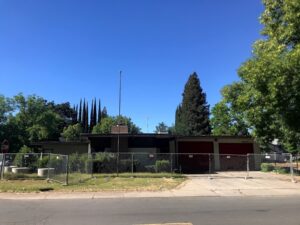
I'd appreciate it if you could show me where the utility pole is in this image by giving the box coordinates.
[117,71,122,176]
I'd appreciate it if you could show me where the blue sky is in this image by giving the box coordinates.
[0,0,264,132]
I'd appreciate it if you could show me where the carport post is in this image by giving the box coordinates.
[290,153,295,183]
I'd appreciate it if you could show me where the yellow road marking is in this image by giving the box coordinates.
[134,223,193,225]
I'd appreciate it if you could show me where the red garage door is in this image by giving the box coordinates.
[178,141,213,173]
[219,143,254,171]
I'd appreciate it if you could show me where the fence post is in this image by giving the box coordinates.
[208,153,212,179]
[246,154,250,180]
[131,153,134,174]
[290,153,295,183]
[170,153,173,174]
[1,153,5,180]
[116,153,119,177]
[91,153,94,178]
[65,155,69,186]
[47,153,51,180]
[297,153,299,173]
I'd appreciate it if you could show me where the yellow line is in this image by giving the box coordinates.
[134,223,193,225]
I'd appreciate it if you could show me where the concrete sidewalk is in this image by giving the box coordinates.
[0,172,299,200]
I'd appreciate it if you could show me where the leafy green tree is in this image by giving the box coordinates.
[216,0,300,151]
[5,94,64,147]
[211,100,249,136]
[155,122,168,134]
[175,72,211,135]
[62,123,82,141]
[167,124,176,134]
[211,83,250,136]
[0,95,14,124]
[47,101,76,130]
[92,117,114,134]
[92,116,141,134]
[0,95,15,146]
[27,110,63,142]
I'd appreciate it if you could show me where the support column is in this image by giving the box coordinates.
[253,142,261,170]
[88,142,92,154]
[213,140,220,170]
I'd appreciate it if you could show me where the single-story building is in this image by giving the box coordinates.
[32,134,261,173]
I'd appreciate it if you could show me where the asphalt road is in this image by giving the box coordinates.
[0,196,299,225]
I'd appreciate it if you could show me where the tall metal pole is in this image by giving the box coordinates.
[117,71,122,176]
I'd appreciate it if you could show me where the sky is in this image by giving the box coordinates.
[0,0,264,132]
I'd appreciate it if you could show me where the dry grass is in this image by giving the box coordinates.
[0,173,186,193]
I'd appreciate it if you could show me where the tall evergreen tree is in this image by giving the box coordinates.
[90,100,94,132]
[85,102,89,133]
[101,107,108,119]
[82,99,86,131]
[75,104,78,123]
[97,99,101,124]
[78,99,82,124]
[71,104,78,124]
[93,98,97,127]
[175,72,211,135]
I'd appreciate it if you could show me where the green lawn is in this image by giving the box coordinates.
[0,173,186,193]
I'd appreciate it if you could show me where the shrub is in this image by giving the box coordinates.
[48,155,64,172]
[12,146,38,172]
[261,163,274,172]
[155,160,171,172]
[13,145,33,167]
[37,155,49,168]
[145,165,156,173]
[93,153,116,173]
[119,159,131,172]
[274,167,289,174]
[68,153,90,173]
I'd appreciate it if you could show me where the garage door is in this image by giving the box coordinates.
[219,143,254,171]
[178,141,213,173]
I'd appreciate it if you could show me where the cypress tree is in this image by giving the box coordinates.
[175,72,211,135]
[85,102,89,133]
[71,104,78,124]
[93,98,97,127]
[75,104,78,123]
[78,99,82,125]
[97,99,102,124]
[82,99,86,131]
[90,100,94,132]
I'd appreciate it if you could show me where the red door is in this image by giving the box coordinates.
[219,143,254,171]
[178,141,213,173]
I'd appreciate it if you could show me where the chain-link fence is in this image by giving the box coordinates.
[293,153,299,175]
[48,154,69,185]
[247,153,295,182]
[0,153,69,185]
[1,152,298,184]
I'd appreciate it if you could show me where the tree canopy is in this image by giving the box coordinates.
[154,122,168,134]
[92,115,141,134]
[175,72,211,135]
[212,0,300,152]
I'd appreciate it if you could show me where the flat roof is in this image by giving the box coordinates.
[80,133,253,139]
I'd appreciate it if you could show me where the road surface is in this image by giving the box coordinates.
[0,196,299,225]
